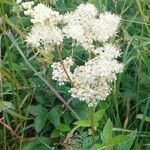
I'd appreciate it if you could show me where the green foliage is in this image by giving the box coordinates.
[92,119,136,150]
[74,120,91,127]
[0,0,150,149]
[48,106,61,126]
[101,119,113,144]
[22,137,52,150]
[117,132,137,150]
[71,131,93,149]
[74,109,105,128]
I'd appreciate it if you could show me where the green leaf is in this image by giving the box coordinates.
[51,129,61,138]
[117,132,137,150]
[101,119,113,143]
[51,124,70,138]
[22,137,51,150]
[74,120,91,127]
[92,136,129,150]
[71,99,88,119]
[48,106,60,127]
[34,115,47,133]
[92,144,103,150]
[57,124,71,132]
[109,135,129,145]
[94,109,105,122]
[29,105,48,116]
[63,110,74,125]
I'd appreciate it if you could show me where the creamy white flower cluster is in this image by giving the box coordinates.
[63,3,121,51]
[71,46,123,107]
[22,2,63,50]
[52,44,123,107]
[24,2,123,107]
[24,3,121,52]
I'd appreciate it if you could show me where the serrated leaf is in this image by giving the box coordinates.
[95,135,128,150]
[94,109,105,122]
[29,105,48,116]
[109,135,129,145]
[117,132,137,150]
[71,99,88,119]
[101,119,113,143]
[30,106,48,133]
[34,115,47,133]
[48,106,60,127]
[74,120,91,127]
[63,110,74,124]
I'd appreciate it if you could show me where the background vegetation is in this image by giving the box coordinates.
[0,0,150,149]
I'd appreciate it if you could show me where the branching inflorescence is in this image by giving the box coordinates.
[23,2,123,107]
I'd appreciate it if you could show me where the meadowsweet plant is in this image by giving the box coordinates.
[23,2,123,107]
[2,0,149,149]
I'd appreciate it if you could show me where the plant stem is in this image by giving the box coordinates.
[113,81,121,127]
[89,106,95,144]
[56,45,74,86]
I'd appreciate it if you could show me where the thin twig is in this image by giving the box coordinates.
[56,45,74,86]
[0,117,17,137]
[63,126,79,144]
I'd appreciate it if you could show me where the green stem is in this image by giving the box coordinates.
[113,82,121,127]
[89,106,95,144]
[56,45,74,86]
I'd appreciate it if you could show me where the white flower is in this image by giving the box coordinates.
[51,44,123,106]
[51,57,74,85]
[24,3,63,50]
[63,24,85,42]
[93,12,121,42]
[22,2,34,9]
[62,3,98,50]
[62,4,121,52]
[24,2,124,107]
[24,3,62,25]
[70,80,111,107]
[76,3,98,18]
[94,44,121,59]
[26,24,63,49]
[69,54,123,106]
